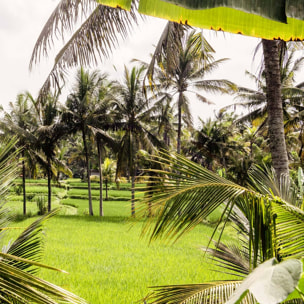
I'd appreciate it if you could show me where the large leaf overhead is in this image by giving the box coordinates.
[94,0,131,9]
[161,0,287,22]
[96,0,304,40]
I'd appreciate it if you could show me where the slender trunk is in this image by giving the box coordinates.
[82,130,93,216]
[22,151,26,215]
[131,173,135,217]
[47,157,52,212]
[262,39,289,180]
[97,139,103,216]
[177,93,182,154]
[105,180,108,200]
[130,130,135,217]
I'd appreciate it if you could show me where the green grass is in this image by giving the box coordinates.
[6,216,234,304]
[61,199,130,217]
[5,178,236,304]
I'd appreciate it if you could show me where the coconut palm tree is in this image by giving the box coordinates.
[189,113,240,170]
[0,93,35,215]
[151,29,236,154]
[231,43,304,179]
[141,151,304,303]
[33,93,72,212]
[102,158,116,201]
[64,67,112,216]
[112,65,163,216]
[262,39,289,180]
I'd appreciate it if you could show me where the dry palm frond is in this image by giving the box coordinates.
[145,21,186,84]
[145,281,258,304]
[30,0,97,68]
[204,241,250,278]
[32,1,139,101]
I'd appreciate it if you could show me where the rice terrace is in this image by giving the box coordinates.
[6,178,231,303]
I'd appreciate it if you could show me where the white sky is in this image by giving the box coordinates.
[0,0,275,127]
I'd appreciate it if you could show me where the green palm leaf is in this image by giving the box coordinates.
[4,210,59,274]
[141,151,249,241]
[270,200,304,259]
[0,258,86,304]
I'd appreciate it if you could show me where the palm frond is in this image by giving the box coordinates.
[194,79,236,94]
[34,3,139,99]
[141,151,250,242]
[0,137,21,200]
[271,200,304,259]
[0,257,86,304]
[4,210,59,274]
[195,93,214,105]
[203,241,250,278]
[30,0,97,68]
[145,21,186,84]
[145,281,257,304]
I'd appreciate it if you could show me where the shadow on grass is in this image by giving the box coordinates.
[56,214,133,224]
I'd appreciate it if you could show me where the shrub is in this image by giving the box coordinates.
[90,175,100,183]
[13,185,23,195]
[26,193,35,201]
[36,196,47,215]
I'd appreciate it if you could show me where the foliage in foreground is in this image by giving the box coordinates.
[141,151,304,303]
[0,137,86,304]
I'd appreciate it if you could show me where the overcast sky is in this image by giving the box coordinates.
[0,0,267,126]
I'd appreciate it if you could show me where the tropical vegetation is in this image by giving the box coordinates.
[4,1,304,303]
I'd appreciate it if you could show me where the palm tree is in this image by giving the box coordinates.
[231,43,304,178]
[0,92,70,214]
[102,158,116,201]
[0,136,86,304]
[141,151,304,303]
[33,0,304,181]
[0,93,34,215]
[152,29,236,153]
[64,67,111,216]
[189,113,240,170]
[112,65,163,216]
[33,93,72,212]
[262,40,289,180]
[151,95,176,148]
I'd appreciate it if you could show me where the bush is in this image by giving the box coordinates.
[26,193,35,201]
[13,185,22,195]
[90,175,100,183]
[36,196,47,215]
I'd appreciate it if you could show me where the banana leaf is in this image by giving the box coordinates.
[96,0,304,41]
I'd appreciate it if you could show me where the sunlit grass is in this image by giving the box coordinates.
[23,216,234,304]
[5,179,236,304]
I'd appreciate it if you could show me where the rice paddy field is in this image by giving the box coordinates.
[5,179,236,304]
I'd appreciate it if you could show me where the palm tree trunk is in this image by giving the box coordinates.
[47,157,52,212]
[177,93,182,154]
[131,172,135,217]
[22,151,26,215]
[97,138,103,216]
[262,39,289,180]
[105,180,109,200]
[130,130,135,217]
[82,130,93,216]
